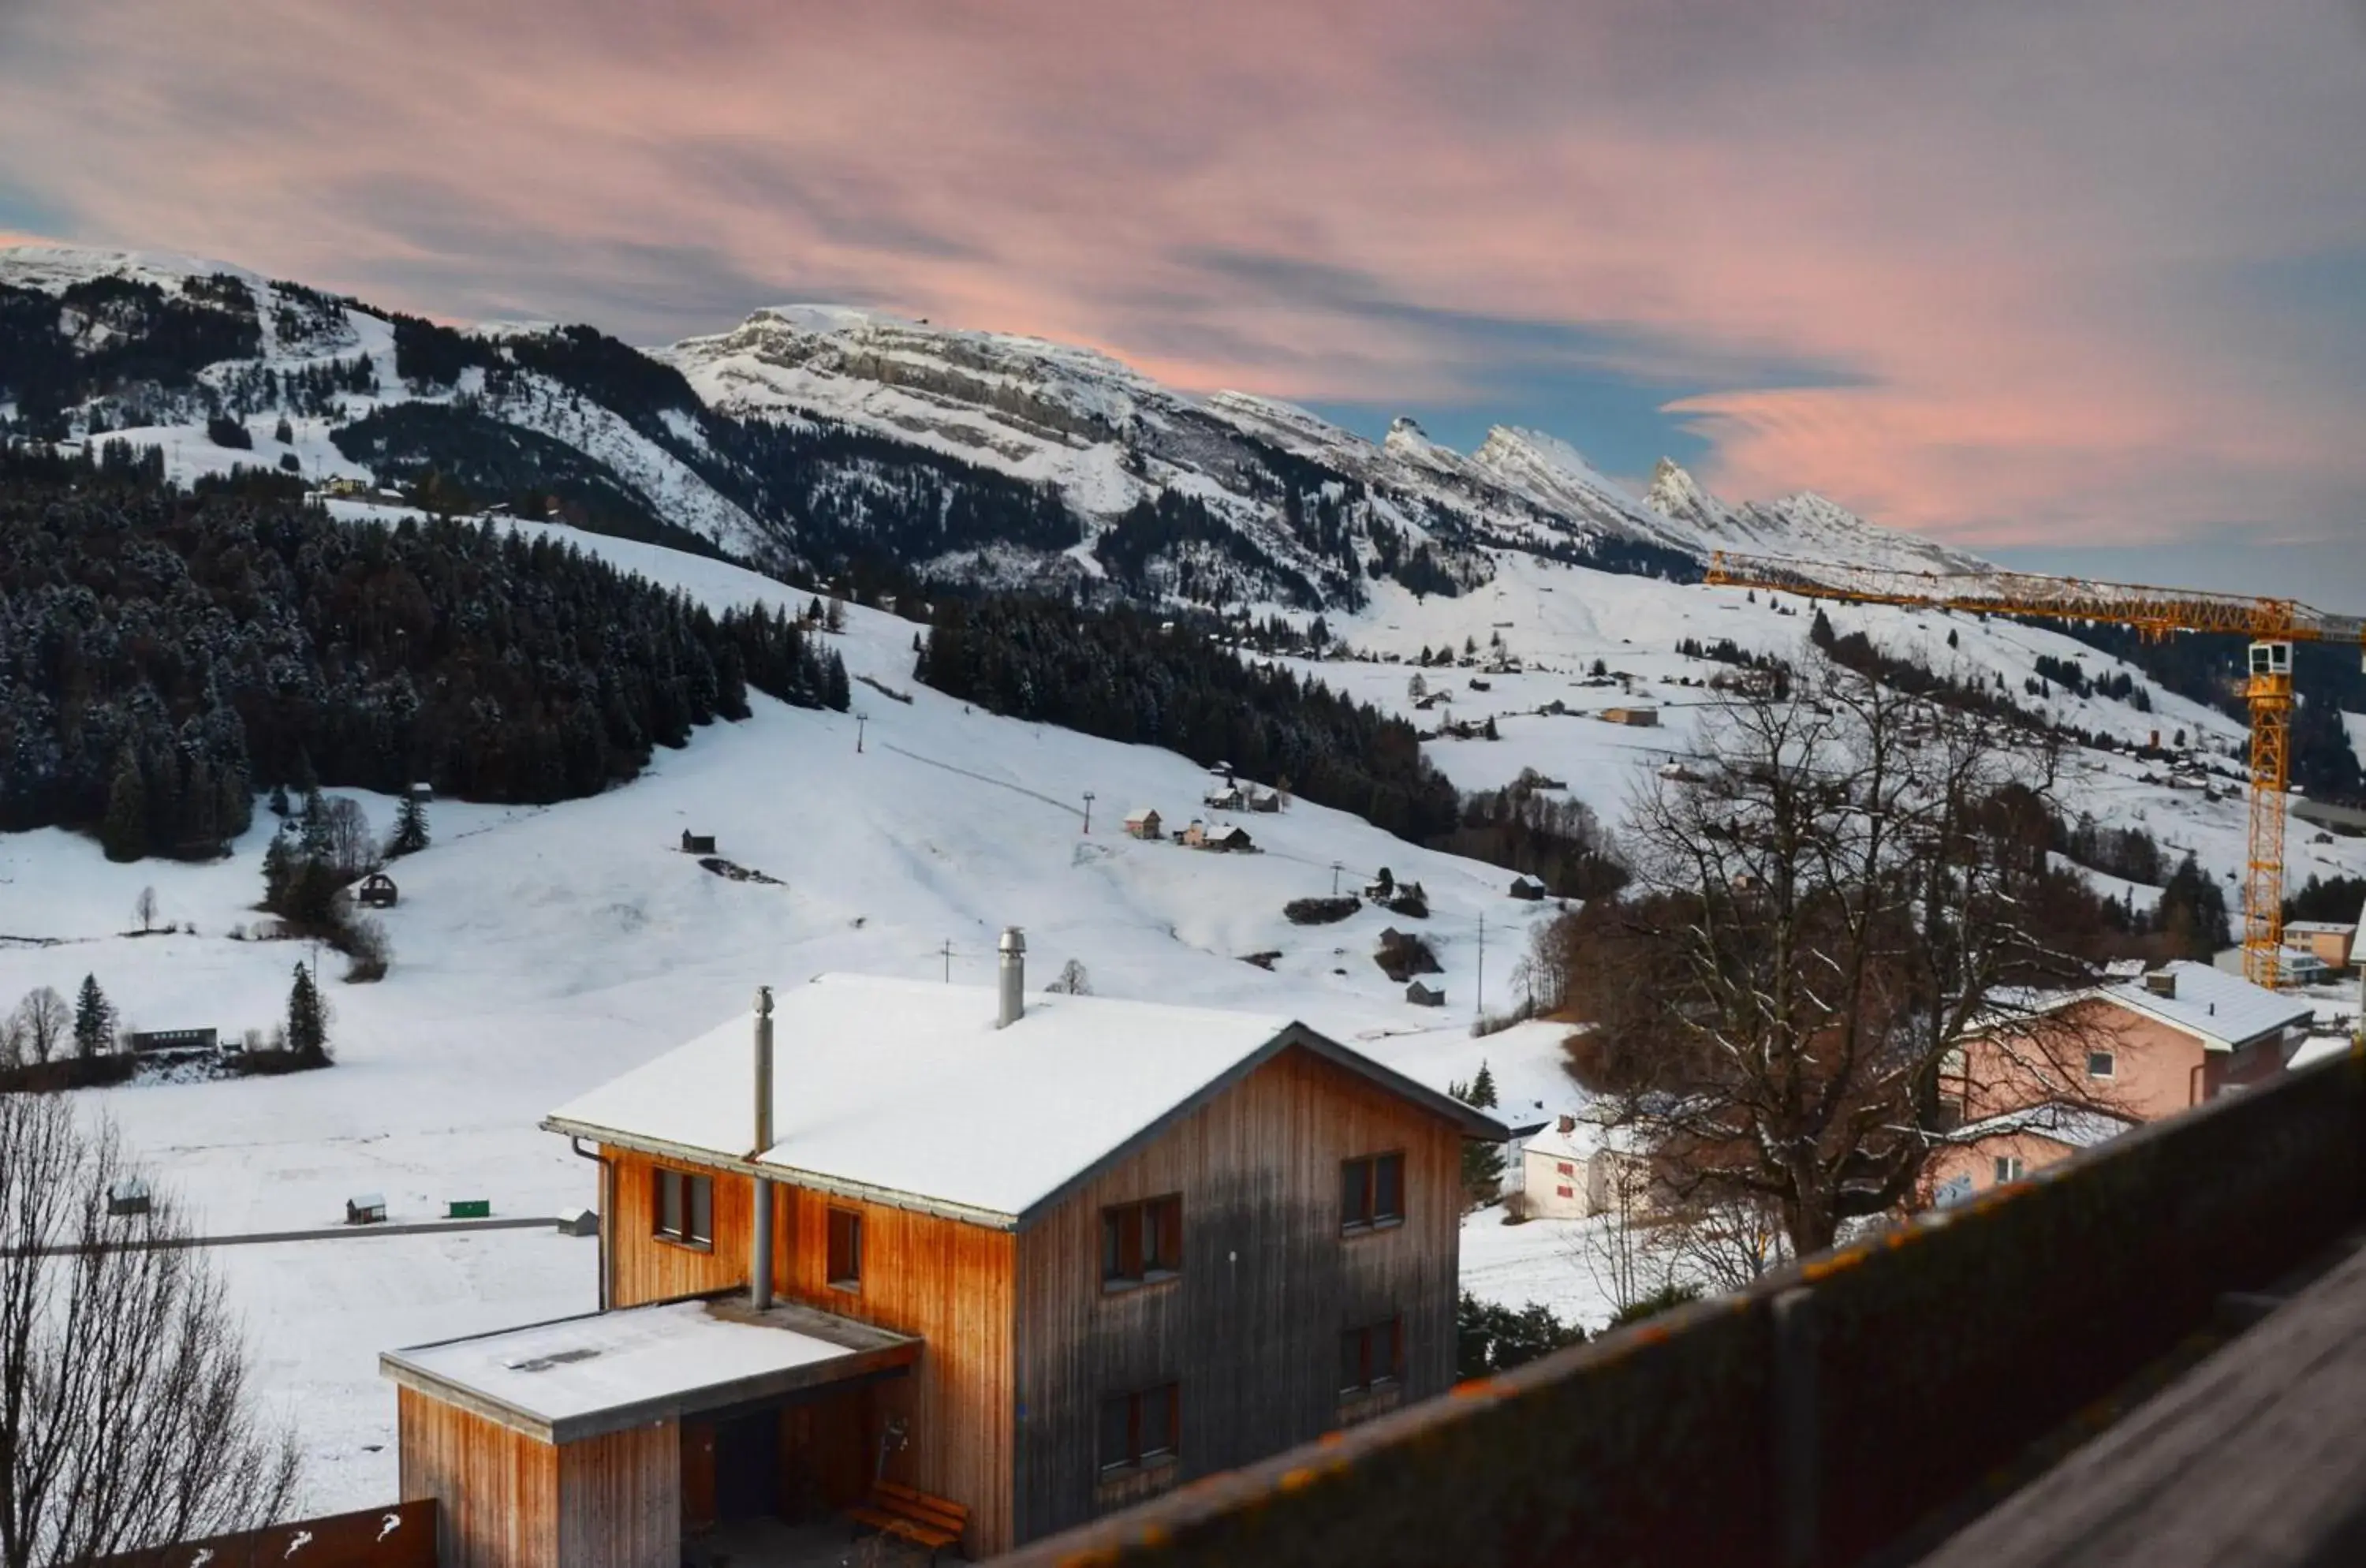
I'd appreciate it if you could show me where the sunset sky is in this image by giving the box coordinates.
[5,1,2364,596]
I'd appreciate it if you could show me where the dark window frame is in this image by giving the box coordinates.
[1100,1194,1184,1290]
[652,1167,713,1249]
[1098,1381,1181,1474]
[1340,1150,1408,1234]
[1338,1317,1404,1396]
[826,1206,863,1291]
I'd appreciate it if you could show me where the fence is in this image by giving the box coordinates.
[98,1499,436,1568]
[990,1048,2366,1568]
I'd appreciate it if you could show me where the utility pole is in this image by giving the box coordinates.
[856,711,868,753]
[1475,910,1486,1020]
[1331,861,1343,897]
[941,940,953,983]
[1082,791,1095,834]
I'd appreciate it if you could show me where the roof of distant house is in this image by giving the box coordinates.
[2095,961,2314,1052]
[2283,920,2356,935]
[545,975,1506,1227]
[1953,1101,2137,1152]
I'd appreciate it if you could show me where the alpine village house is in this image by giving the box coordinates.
[380,931,1508,1566]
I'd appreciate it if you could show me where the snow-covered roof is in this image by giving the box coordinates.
[2096,961,2313,1051]
[381,1297,916,1443]
[2286,1036,2357,1073]
[545,975,1506,1226]
[1522,1111,1639,1162]
[1952,1102,2135,1152]
[2282,920,2356,936]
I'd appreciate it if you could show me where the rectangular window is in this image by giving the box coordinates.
[654,1169,712,1245]
[827,1208,862,1290]
[2087,1051,2116,1079]
[1341,1152,1406,1232]
[1555,1161,1574,1177]
[1100,1195,1183,1288]
[1338,1319,1402,1395]
[1556,1185,1575,1199]
[1098,1383,1180,1473]
[1994,1155,2024,1184]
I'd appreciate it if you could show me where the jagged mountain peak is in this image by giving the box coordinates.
[1645,457,1722,525]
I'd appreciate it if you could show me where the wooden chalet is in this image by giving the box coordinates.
[382,931,1505,1565]
[1123,808,1163,841]
[357,871,399,909]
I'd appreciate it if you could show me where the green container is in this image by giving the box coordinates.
[446,1199,491,1219]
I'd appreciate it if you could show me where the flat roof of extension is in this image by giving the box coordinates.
[379,1297,918,1444]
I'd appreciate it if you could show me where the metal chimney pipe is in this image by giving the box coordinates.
[751,986,775,1311]
[998,928,1026,1029]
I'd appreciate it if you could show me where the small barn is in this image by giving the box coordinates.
[357,871,400,909]
[1181,821,1254,853]
[107,1178,151,1216]
[1600,707,1660,727]
[681,831,718,855]
[1124,808,1163,841]
[1204,786,1245,812]
[1248,789,1282,814]
[1509,875,1547,902]
[1405,981,1446,1008]
[347,1193,388,1226]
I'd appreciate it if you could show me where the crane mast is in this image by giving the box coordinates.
[1704,551,2366,990]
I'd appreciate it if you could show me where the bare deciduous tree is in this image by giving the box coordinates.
[133,887,157,934]
[9,989,68,1066]
[1562,659,2114,1256]
[321,797,376,884]
[0,1096,300,1565]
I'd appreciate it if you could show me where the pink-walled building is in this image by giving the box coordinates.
[1927,961,2314,1205]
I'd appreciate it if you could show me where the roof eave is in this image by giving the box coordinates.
[539,1117,1022,1231]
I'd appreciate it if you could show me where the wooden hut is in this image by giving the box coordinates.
[1508,876,1547,902]
[681,831,718,854]
[1124,808,1163,841]
[357,871,400,909]
[1405,981,1446,1008]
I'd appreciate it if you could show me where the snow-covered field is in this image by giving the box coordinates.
[0,528,1599,1514]
[7,491,2363,1514]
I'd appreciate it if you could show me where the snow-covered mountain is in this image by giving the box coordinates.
[2,244,1987,612]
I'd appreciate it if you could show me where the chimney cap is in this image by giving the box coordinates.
[754,984,774,1017]
[1556,1113,1577,1134]
[999,927,1026,954]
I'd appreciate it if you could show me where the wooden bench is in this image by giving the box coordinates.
[849,1480,968,1563]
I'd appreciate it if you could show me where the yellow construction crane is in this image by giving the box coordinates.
[1704,551,2366,989]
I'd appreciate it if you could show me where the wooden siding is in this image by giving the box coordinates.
[605,1152,756,1306]
[555,1420,678,1568]
[1010,1044,1464,1543]
[603,1148,1018,1556]
[398,1386,557,1568]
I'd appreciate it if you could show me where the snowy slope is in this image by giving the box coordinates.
[0,521,1589,1511]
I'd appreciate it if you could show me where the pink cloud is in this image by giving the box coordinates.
[2,0,2361,549]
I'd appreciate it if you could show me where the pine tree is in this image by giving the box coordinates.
[102,749,147,862]
[1451,1074,1506,1206]
[274,416,293,444]
[268,782,291,818]
[388,793,431,857]
[72,974,114,1059]
[286,962,330,1063]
